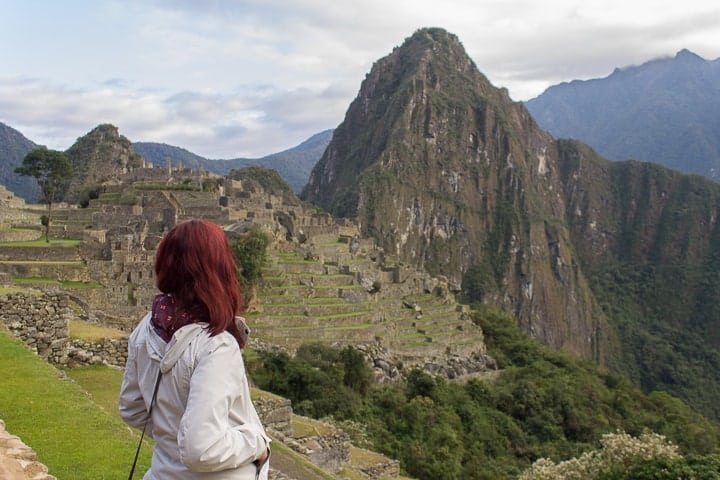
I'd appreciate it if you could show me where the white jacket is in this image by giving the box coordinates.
[119,313,270,479]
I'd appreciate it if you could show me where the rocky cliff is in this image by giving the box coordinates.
[302,28,605,361]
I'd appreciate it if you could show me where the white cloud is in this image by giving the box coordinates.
[1,0,719,158]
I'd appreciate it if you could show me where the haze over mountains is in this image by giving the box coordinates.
[525,49,720,180]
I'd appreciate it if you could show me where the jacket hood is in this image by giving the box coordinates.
[159,323,208,374]
[143,312,169,363]
[143,314,251,373]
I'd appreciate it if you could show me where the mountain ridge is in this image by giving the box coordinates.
[525,49,720,180]
[0,122,332,201]
[133,129,333,193]
[303,27,603,361]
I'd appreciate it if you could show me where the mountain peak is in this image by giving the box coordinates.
[675,48,705,63]
[393,27,477,73]
[302,28,509,217]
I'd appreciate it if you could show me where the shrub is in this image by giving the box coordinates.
[519,431,680,480]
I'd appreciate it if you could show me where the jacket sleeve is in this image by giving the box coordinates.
[118,328,153,433]
[178,337,269,472]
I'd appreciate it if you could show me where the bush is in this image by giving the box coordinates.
[519,431,680,480]
[230,227,270,288]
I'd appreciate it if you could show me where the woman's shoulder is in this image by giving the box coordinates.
[128,312,152,342]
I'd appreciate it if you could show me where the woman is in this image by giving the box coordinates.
[119,219,270,479]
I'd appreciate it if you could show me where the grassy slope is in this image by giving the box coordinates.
[0,327,152,479]
[0,324,341,480]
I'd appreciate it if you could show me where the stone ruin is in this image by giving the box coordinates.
[0,160,495,379]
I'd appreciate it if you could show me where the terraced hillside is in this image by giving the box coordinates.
[251,239,493,380]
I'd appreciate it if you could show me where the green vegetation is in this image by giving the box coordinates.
[250,306,720,480]
[78,184,102,207]
[0,238,80,247]
[0,329,152,479]
[0,286,36,295]
[230,227,270,288]
[12,277,102,289]
[14,147,73,242]
[520,431,720,480]
[69,320,126,342]
[461,263,494,303]
[229,166,297,199]
[65,364,126,416]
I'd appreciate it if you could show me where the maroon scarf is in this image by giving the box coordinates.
[150,293,194,343]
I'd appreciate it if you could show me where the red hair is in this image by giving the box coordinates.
[155,219,246,346]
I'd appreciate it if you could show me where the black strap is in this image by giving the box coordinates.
[128,371,162,480]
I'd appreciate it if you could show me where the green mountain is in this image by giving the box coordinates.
[302,28,720,420]
[525,49,720,180]
[0,121,39,201]
[303,27,603,360]
[62,124,144,203]
[133,129,333,193]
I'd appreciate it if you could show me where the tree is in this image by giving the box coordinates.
[230,227,270,288]
[15,148,72,242]
[461,263,494,304]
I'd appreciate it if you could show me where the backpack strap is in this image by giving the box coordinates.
[128,370,162,480]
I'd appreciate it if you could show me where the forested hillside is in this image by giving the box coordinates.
[248,307,720,479]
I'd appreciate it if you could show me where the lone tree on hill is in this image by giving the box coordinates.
[15,148,73,242]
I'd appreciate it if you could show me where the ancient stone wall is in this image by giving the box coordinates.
[0,291,128,368]
[0,263,89,283]
[68,338,128,367]
[0,291,71,365]
[253,396,293,436]
[0,228,40,242]
[0,246,81,262]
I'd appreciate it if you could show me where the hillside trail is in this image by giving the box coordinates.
[0,420,55,480]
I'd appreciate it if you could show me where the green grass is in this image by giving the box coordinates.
[0,261,83,266]
[12,277,103,289]
[0,328,152,479]
[65,364,126,416]
[0,238,80,247]
[69,320,127,342]
[0,286,38,295]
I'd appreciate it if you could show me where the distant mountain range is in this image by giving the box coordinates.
[525,49,720,180]
[0,122,332,202]
[133,129,333,194]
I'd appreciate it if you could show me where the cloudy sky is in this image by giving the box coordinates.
[1,0,719,159]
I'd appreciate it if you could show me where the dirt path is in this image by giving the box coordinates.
[0,419,55,480]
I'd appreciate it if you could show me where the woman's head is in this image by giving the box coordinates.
[155,219,245,345]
